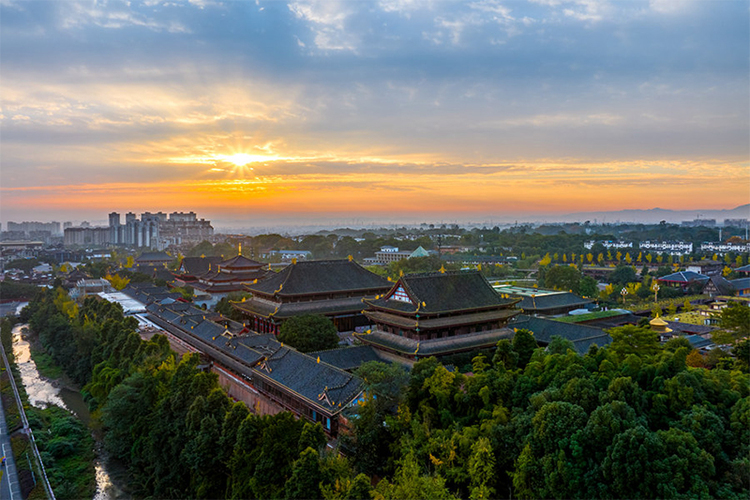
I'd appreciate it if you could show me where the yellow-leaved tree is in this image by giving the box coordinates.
[105,273,130,291]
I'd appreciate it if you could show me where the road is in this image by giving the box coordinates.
[0,388,22,500]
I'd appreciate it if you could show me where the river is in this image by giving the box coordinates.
[11,324,130,499]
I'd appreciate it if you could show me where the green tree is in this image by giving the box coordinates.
[492,339,518,370]
[610,265,637,286]
[608,325,660,358]
[468,437,496,500]
[714,302,750,344]
[546,335,575,355]
[278,315,339,353]
[578,275,598,298]
[513,328,538,369]
[372,453,456,500]
[286,448,324,500]
[543,265,582,293]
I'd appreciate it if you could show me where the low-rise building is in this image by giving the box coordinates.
[493,284,593,316]
[656,271,710,291]
[583,240,633,250]
[365,246,432,265]
[639,240,693,255]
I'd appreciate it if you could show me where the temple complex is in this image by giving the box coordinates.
[139,297,364,436]
[232,259,391,334]
[172,255,223,286]
[356,270,520,360]
[187,252,269,307]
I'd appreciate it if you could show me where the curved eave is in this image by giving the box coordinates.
[363,298,521,317]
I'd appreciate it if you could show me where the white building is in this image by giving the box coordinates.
[639,241,693,255]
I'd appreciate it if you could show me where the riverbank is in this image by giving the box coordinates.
[11,323,130,499]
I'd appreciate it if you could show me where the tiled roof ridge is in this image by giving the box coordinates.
[323,373,353,391]
[403,269,481,279]
[294,258,360,265]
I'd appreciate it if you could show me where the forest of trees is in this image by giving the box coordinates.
[19,288,750,499]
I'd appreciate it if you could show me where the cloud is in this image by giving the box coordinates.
[0,0,747,221]
[288,0,359,51]
[58,0,190,32]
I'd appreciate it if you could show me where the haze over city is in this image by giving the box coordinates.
[1,0,748,226]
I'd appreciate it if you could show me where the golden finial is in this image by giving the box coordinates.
[317,356,320,363]
[348,254,353,261]
[200,253,205,258]
[387,277,392,281]
[439,264,446,274]
[238,242,242,256]
[399,269,404,277]
[292,258,297,265]
[253,279,258,284]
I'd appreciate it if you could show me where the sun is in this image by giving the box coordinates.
[219,153,274,166]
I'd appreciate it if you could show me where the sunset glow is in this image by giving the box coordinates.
[0,1,747,225]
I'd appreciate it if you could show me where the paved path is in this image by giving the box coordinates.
[0,387,23,500]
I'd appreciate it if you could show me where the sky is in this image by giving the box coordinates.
[1,0,748,226]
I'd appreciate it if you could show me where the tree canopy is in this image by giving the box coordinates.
[278,314,340,353]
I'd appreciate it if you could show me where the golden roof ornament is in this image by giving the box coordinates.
[439,264,446,274]
[348,254,353,261]
[292,258,297,265]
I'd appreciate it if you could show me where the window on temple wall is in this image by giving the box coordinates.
[390,286,412,303]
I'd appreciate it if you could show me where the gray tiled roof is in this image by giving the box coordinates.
[144,300,364,415]
[685,335,714,350]
[730,278,750,290]
[364,308,518,330]
[663,321,716,336]
[253,347,364,413]
[515,292,592,313]
[219,254,264,269]
[658,271,710,283]
[706,275,736,296]
[234,295,370,319]
[736,264,750,273]
[509,315,612,354]
[307,345,384,371]
[136,251,172,263]
[356,328,514,357]
[367,270,516,315]
[246,259,390,297]
[178,256,222,276]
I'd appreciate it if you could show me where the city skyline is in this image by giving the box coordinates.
[1,0,748,223]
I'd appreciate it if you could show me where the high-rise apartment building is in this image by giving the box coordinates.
[106,211,213,249]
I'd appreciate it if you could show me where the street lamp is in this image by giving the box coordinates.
[620,287,628,304]
[651,283,660,303]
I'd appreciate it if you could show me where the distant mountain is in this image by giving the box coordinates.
[550,204,750,225]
